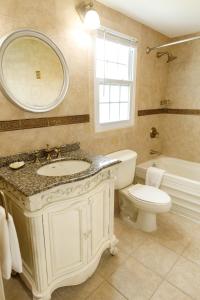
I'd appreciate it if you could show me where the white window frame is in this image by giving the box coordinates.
[94,27,138,132]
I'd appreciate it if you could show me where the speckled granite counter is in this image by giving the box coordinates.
[0,143,119,197]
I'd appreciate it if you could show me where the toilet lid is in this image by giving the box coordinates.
[128,184,171,204]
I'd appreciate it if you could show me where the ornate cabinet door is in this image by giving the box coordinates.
[87,181,110,259]
[43,199,88,283]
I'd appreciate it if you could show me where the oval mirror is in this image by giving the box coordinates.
[0,29,69,112]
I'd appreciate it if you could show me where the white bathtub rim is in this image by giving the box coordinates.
[136,156,200,197]
[137,155,200,182]
[138,155,200,169]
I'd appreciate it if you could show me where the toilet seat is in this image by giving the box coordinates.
[128,184,171,205]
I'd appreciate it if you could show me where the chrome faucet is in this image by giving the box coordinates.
[44,145,62,161]
[54,148,62,159]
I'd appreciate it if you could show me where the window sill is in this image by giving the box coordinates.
[95,120,134,132]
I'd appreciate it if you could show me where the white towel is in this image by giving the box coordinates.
[0,207,11,279]
[8,214,22,275]
[145,166,165,188]
[0,207,22,280]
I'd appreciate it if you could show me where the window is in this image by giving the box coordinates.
[95,28,137,131]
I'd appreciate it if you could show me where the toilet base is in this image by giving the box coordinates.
[119,191,158,232]
[136,210,157,232]
[120,209,157,232]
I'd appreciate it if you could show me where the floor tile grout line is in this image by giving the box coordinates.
[56,272,104,300]
[131,254,169,279]
[180,252,200,268]
[130,239,181,280]
[104,254,163,300]
[133,243,196,300]
[164,255,199,300]
[84,280,107,300]
[98,246,135,300]
[98,246,133,277]
[104,249,164,299]
[85,278,106,300]
[116,230,151,257]
[149,277,166,300]
[104,277,129,300]
[148,234,191,256]
[116,214,195,256]
[165,278,196,300]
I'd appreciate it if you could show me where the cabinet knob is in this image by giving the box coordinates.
[83,231,92,239]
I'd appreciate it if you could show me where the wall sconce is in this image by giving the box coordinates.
[76,1,101,30]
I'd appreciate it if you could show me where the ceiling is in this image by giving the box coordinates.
[98,0,200,37]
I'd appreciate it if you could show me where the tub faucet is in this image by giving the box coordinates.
[150,149,161,155]
[150,127,159,138]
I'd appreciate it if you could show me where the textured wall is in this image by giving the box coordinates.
[0,0,168,162]
[161,34,200,162]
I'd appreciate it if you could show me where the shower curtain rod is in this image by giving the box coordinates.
[146,35,200,54]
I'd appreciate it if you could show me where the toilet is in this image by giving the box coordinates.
[107,150,171,232]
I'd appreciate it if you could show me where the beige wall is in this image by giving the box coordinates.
[0,0,168,162]
[161,33,200,162]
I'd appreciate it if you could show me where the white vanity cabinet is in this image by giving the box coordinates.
[43,180,111,285]
[1,168,117,300]
[43,197,89,284]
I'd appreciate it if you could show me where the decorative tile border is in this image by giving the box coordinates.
[138,109,165,116]
[165,108,200,115]
[138,108,200,116]
[0,114,90,132]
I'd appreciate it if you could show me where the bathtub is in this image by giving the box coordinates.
[135,156,200,222]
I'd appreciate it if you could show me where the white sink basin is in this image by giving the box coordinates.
[37,160,91,177]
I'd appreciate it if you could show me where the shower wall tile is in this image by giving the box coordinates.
[161,114,200,163]
[162,32,200,162]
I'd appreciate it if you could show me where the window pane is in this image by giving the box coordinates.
[118,45,129,64]
[96,60,104,78]
[96,38,104,60]
[120,103,129,120]
[99,103,109,123]
[117,64,128,80]
[96,30,136,127]
[110,103,120,122]
[105,41,117,62]
[120,86,129,102]
[105,62,118,79]
[99,85,109,103]
[110,85,120,102]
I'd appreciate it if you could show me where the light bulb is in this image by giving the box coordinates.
[84,9,100,30]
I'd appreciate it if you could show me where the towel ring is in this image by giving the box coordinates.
[0,190,9,220]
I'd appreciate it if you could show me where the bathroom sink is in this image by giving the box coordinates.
[37,160,91,177]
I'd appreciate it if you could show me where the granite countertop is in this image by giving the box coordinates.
[0,143,119,197]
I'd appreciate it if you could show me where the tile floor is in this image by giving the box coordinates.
[3,212,200,300]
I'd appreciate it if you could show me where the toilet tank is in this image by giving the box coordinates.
[106,150,137,190]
